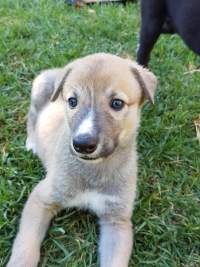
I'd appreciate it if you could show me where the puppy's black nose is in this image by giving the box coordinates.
[73,134,98,154]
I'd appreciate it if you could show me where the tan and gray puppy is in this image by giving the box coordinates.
[7,53,157,267]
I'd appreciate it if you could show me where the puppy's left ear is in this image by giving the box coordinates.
[130,63,157,104]
[50,68,72,102]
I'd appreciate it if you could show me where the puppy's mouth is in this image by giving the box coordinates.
[70,144,103,163]
[80,156,99,161]
[78,156,103,163]
[70,139,116,163]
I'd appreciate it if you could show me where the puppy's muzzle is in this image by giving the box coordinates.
[73,134,99,154]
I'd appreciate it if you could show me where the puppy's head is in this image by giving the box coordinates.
[51,53,157,163]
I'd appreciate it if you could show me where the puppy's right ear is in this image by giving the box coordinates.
[50,68,72,102]
[130,63,157,104]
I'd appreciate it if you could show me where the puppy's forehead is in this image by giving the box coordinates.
[64,54,142,101]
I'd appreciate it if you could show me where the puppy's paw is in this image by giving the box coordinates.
[7,248,40,267]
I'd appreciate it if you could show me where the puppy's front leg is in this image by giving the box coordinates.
[99,217,133,267]
[7,179,60,267]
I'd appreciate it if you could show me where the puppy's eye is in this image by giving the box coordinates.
[68,97,78,108]
[110,99,124,111]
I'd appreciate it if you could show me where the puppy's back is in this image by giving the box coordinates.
[26,68,65,156]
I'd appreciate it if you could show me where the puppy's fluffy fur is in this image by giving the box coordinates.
[7,53,157,267]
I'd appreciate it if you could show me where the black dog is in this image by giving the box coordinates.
[137,0,200,66]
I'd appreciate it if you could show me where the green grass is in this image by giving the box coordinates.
[0,0,200,266]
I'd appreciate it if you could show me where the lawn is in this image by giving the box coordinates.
[0,0,200,266]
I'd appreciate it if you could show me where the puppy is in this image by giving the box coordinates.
[7,53,157,267]
[137,0,200,66]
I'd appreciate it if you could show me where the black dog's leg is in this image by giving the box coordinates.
[137,0,165,66]
[178,7,200,55]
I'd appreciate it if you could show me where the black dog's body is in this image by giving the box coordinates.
[137,0,200,66]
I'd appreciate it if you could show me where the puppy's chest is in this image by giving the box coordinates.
[54,161,127,215]
[66,190,120,215]
[62,178,122,215]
